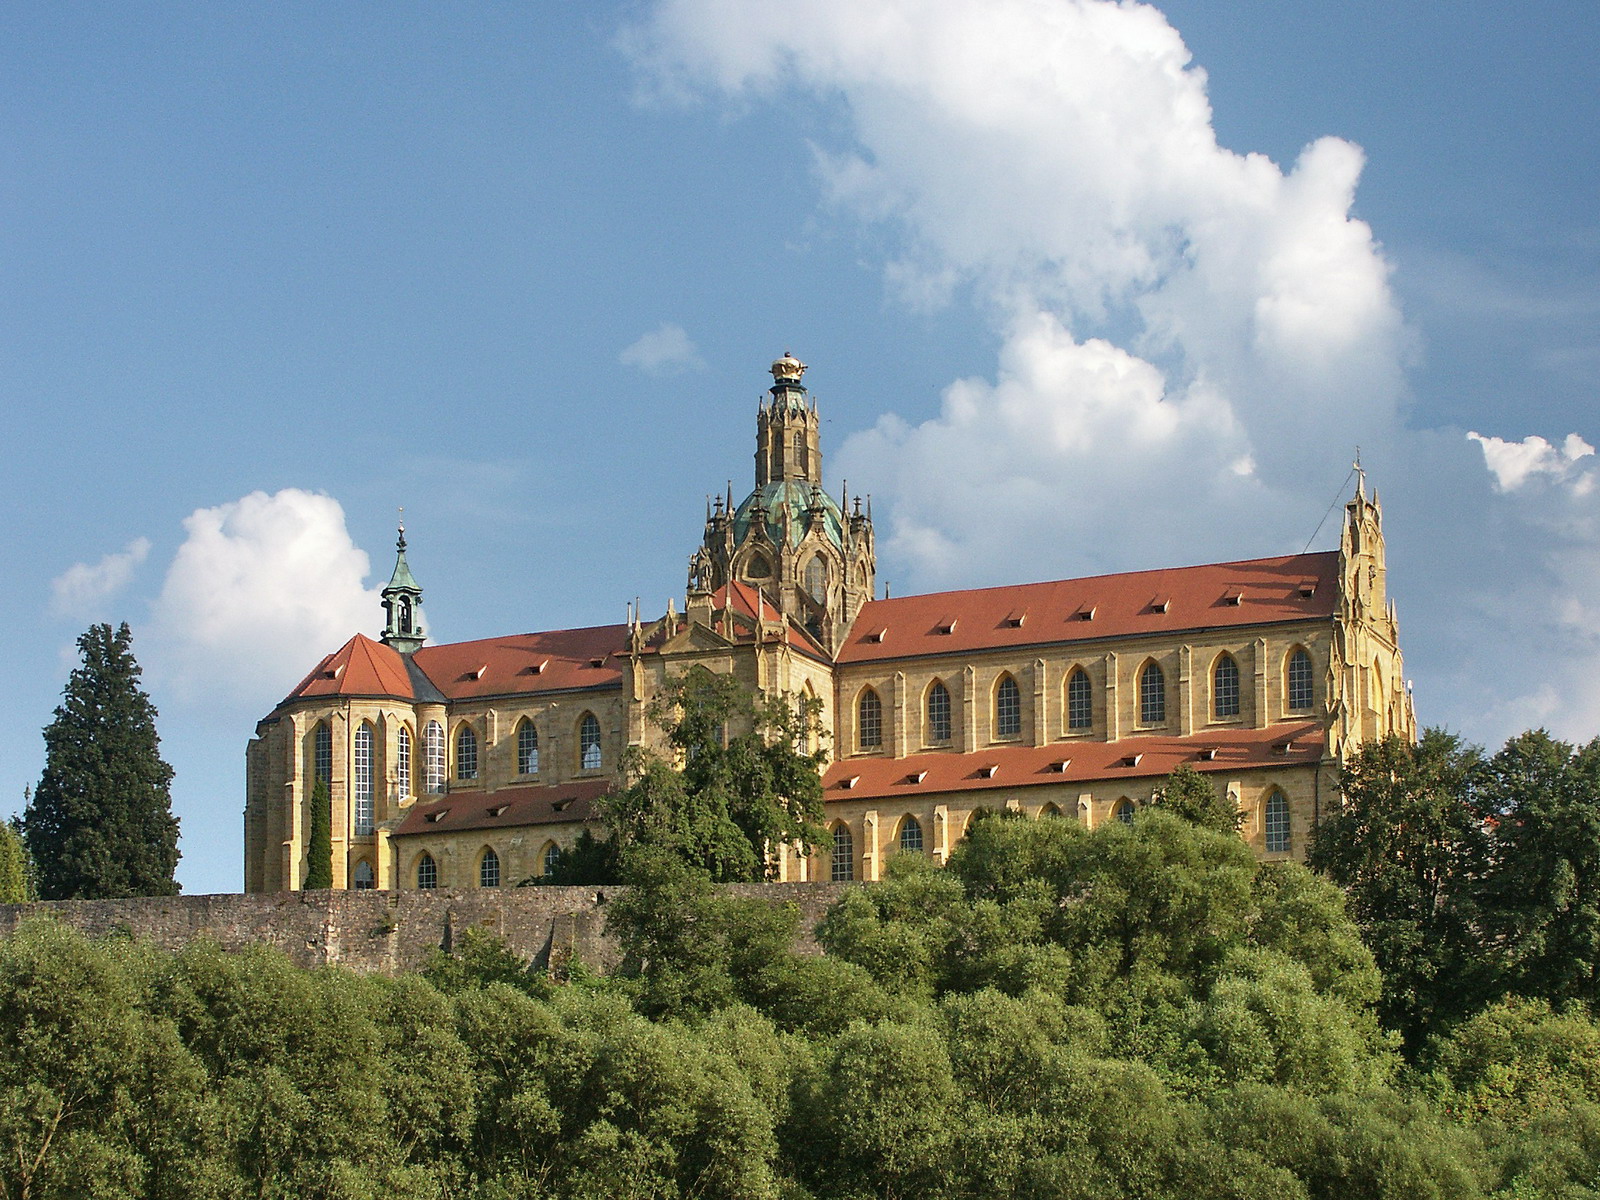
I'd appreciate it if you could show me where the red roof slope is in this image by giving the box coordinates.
[283,634,416,702]
[393,778,611,838]
[838,552,1338,664]
[410,625,629,701]
[821,722,1324,802]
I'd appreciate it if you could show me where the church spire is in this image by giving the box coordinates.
[381,513,427,654]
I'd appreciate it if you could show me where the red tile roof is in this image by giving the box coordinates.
[821,722,1324,802]
[411,625,628,701]
[392,777,611,838]
[283,634,416,702]
[838,552,1338,664]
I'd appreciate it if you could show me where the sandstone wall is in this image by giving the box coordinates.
[0,882,853,975]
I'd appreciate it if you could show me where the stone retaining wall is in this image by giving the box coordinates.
[0,882,853,974]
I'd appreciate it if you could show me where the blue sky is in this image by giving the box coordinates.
[3,1,1596,895]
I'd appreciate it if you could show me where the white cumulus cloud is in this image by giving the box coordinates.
[50,537,152,619]
[149,489,380,702]
[629,0,1600,746]
[634,0,1404,578]
[1467,430,1595,494]
[620,322,705,375]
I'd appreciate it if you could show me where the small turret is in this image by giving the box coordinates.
[381,517,427,654]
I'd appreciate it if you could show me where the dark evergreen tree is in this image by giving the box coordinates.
[24,623,180,899]
[302,779,333,890]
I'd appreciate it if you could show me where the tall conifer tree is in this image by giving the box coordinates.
[25,623,180,899]
[303,779,333,889]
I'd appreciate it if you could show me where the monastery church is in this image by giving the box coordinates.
[244,353,1416,893]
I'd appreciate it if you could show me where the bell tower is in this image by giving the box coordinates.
[690,354,876,654]
[380,519,427,654]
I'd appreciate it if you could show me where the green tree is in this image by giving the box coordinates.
[602,670,827,882]
[302,780,333,890]
[24,623,180,899]
[0,817,32,903]
[1477,730,1600,1010]
[1154,764,1243,833]
[1309,730,1489,1054]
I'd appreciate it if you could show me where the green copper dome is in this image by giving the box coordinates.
[732,481,845,550]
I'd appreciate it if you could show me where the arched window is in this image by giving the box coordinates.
[831,823,855,882]
[1265,792,1291,853]
[424,721,445,794]
[456,724,478,781]
[542,842,561,876]
[899,815,924,854]
[1213,654,1241,719]
[479,847,500,889]
[1287,648,1315,711]
[995,675,1021,738]
[926,680,952,744]
[793,430,806,474]
[397,596,412,633]
[579,713,602,770]
[416,853,437,890]
[747,552,771,579]
[804,556,827,601]
[1139,662,1166,725]
[1039,803,1063,818]
[1113,799,1135,826]
[857,689,883,751]
[352,722,374,835]
[311,722,332,784]
[1066,668,1092,730]
[396,725,412,798]
[352,860,375,889]
[517,719,539,775]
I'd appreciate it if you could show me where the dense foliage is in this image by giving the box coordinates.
[23,623,180,899]
[9,722,1600,1197]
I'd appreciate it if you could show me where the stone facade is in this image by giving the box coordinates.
[244,354,1415,894]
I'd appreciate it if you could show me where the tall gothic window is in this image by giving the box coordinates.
[1287,648,1315,711]
[1114,799,1135,826]
[542,842,561,876]
[857,689,883,751]
[926,681,952,744]
[479,847,501,889]
[517,719,539,775]
[1265,792,1291,853]
[312,722,332,784]
[396,725,412,798]
[1067,668,1092,730]
[899,815,924,855]
[456,724,478,781]
[1213,654,1241,719]
[804,556,827,601]
[1140,662,1166,725]
[424,721,445,794]
[832,823,855,882]
[352,723,374,835]
[579,713,602,770]
[352,860,375,889]
[416,853,437,890]
[995,675,1021,738]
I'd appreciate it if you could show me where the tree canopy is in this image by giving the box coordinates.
[24,623,180,899]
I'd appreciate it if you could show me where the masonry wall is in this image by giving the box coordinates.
[0,882,853,975]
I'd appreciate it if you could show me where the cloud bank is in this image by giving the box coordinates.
[149,489,380,703]
[632,0,1600,744]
